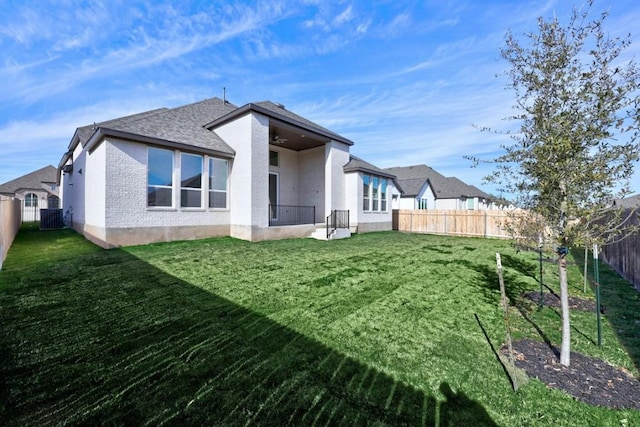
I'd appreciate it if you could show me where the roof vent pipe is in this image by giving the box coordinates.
[223,87,226,103]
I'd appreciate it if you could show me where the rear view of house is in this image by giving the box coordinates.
[59,97,397,247]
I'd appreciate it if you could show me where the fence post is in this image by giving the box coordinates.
[444,211,448,235]
[484,211,488,238]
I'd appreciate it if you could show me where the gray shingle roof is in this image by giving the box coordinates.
[385,164,450,197]
[0,165,57,195]
[343,155,396,178]
[612,194,640,209]
[384,164,492,199]
[73,108,170,149]
[64,97,356,169]
[100,98,237,156]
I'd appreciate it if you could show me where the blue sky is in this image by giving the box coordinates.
[1,0,639,197]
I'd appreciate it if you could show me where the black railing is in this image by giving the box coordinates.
[326,210,349,239]
[269,204,316,226]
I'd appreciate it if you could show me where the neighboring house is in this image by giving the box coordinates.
[384,164,495,210]
[0,165,60,221]
[611,194,640,209]
[58,97,398,248]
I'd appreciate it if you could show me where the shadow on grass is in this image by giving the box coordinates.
[474,314,516,390]
[0,229,497,426]
[570,247,640,375]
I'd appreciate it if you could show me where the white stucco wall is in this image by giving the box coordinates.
[66,143,86,229]
[325,141,350,215]
[102,138,230,229]
[84,141,106,229]
[434,197,459,210]
[215,112,269,239]
[298,146,325,222]
[398,197,416,209]
[345,171,394,233]
[269,146,299,206]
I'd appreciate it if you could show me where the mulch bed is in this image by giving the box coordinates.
[522,291,597,312]
[502,339,640,409]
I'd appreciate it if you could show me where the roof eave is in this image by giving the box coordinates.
[344,166,396,179]
[85,128,236,159]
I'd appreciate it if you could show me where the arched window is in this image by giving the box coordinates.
[25,193,38,207]
[47,195,60,209]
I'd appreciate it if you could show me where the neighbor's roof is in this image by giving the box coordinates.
[0,165,57,195]
[612,194,640,209]
[384,164,492,199]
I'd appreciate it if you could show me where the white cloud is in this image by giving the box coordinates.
[333,5,353,25]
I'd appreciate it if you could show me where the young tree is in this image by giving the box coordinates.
[479,2,640,366]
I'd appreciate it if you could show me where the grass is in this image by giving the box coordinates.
[1,225,639,426]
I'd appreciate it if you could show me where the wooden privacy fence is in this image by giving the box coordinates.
[0,195,22,270]
[600,208,640,292]
[392,209,522,239]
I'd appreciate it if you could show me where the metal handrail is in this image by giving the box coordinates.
[326,210,349,239]
[269,204,315,226]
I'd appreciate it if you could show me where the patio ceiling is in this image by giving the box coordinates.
[269,121,329,151]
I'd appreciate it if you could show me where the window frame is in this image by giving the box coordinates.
[363,174,390,212]
[147,147,175,208]
[363,174,371,211]
[208,157,229,209]
[269,150,279,167]
[180,152,204,209]
[24,193,38,207]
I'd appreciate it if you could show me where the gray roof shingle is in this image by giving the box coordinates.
[612,194,640,209]
[343,155,396,178]
[384,164,492,199]
[0,165,57,195]
[101,98,237,156]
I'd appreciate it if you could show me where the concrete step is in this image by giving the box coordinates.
[309,226,351,241]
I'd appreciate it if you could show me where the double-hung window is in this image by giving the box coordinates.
[381,178,388,211]
[209,158,228,209]
[372,176,379,211]
[148,147,174,207]
[363,175,371,211]
[362,174,389,212]
[181,153,203,208]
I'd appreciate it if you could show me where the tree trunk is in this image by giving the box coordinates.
[559,253,571,366]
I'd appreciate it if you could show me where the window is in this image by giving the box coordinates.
[209,158,228,209]
[148,147,174,207]
[24,193,38,207]
[363,174,389,212]
[372,176,379,211]
[468,198,475,210]
[417,198,428,210]
[363,175,371,211]
[181,153,203,208]
[47,195,60,209]
[381,178,388,211]
[269,150,279,167]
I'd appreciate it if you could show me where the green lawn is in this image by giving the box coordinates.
[1,226,639,426]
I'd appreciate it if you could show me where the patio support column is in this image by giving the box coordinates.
[324,140,349,217]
